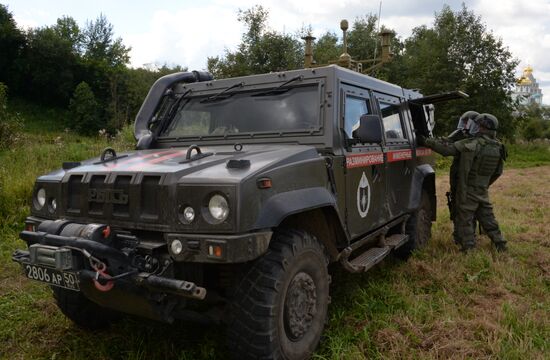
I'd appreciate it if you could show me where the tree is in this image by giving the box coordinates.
[68,81,102,135]
[347,15,379,61]
[208,6,303,78]
[54,16,83,54]
[396,5,518,138]
[312,32,340,66]
[82,13,129,67]
[23,22,81,105]
[0,4,26,92]
[78,14,131,131]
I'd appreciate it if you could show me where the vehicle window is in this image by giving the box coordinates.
[160,84,320,138]
[378,101,406,140]
[344,95,371,139]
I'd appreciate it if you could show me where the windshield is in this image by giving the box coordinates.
[159,84,320,138]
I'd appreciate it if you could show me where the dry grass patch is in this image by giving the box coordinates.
[1,163,549,359]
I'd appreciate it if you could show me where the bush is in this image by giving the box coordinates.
[0,83,24,150]
[522,118,548,141]
[68,82,102,135]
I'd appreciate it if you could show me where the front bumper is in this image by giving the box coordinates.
[13,232,207,300]
[13,218,273,322]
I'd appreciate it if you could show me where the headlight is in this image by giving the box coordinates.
[49,198,57,213]
[171,239,183,255]
[35,188,46,210]
[183,206,195,222]
[208,194,229,223]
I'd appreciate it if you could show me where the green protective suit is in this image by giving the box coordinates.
[426,134,506,249]
[445,130,473,244]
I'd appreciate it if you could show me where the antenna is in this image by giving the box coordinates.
[302,33,316,68]
[301,17,394,76]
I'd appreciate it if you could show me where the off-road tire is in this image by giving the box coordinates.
[227,229,330,360]
[52,287,121,330]
[395,190,432,259]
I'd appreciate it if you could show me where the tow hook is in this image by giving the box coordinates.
[92,262,114,292]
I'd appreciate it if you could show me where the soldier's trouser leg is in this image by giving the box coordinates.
[454,198,478,249]
[452,208,477,244]
[452,218,460,244]
[475,200,505,246]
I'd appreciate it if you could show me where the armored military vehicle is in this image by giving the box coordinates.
[12,24,465,359]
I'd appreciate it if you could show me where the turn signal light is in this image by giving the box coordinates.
[208,245,223,258]
[257,178,272,189]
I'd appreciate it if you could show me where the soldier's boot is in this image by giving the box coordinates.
[488,231,507,252]
[495,242,507,252]
[476,203,506,252]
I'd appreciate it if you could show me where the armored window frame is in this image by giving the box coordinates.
[373,92,408,144]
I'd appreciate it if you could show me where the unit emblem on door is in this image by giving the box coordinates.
[357,172,371,218]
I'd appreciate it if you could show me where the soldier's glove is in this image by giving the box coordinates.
[417,134,427,146]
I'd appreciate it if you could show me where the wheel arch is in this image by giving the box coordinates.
[279,207,347,262]
[408,164,436,220]
[252,187,347,262]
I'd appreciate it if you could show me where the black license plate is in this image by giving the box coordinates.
[23,263,80,291]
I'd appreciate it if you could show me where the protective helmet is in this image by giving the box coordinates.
[457,111,479,130]
[474,113,499,130]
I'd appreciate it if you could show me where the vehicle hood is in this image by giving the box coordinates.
[38,144,321,184]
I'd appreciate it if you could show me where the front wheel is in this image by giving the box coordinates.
[395,190,433,259]
[227,229,330,360]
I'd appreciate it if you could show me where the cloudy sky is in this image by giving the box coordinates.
[5,0,550,104]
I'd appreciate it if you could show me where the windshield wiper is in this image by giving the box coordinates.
[201,82,244,103]
[150,88,193,128]
[157,88,193,134]
[252,75,304,97]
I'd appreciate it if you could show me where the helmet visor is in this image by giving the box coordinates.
[469,120,480,135]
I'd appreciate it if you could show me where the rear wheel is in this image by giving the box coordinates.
[227,229,330,360]
[395,190,432,259]
[52,287,121,330]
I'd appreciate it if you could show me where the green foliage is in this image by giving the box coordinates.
[82,13,130,67]
[435,140,550,171]
[347,15,379,61]
[396,5,518,139]
[0,4,26,91]
[312,32,340,65]
[505,141,550,168]
[518,103,550,140]
[0,83,23,150]
[207,6,303,78]
[23,24,81,105]
[68,82,102,135]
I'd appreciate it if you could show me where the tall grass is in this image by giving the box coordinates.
[0,103,549,359]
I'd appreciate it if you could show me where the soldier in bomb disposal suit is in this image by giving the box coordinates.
[420,113,507,252]
[446,111,479,244]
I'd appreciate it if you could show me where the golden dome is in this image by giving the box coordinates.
[517,65,534,85]
[518,77,532,85]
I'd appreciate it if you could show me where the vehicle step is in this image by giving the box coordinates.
[346,246,390,272]
[384,234,409,249]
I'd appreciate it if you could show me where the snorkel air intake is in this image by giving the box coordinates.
[134,70,213,146]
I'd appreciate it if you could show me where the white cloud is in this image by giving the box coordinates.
[127,5,244,70]
[473,0,550,103]
[9,0,550,103]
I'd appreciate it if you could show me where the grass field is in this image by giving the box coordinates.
[0,110,549,359]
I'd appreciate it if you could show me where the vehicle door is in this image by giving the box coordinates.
[373,92,414,219]
[341,86,387,240]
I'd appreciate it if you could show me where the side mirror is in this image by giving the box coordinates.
[136,133,155,150]
[354,114,383,144]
